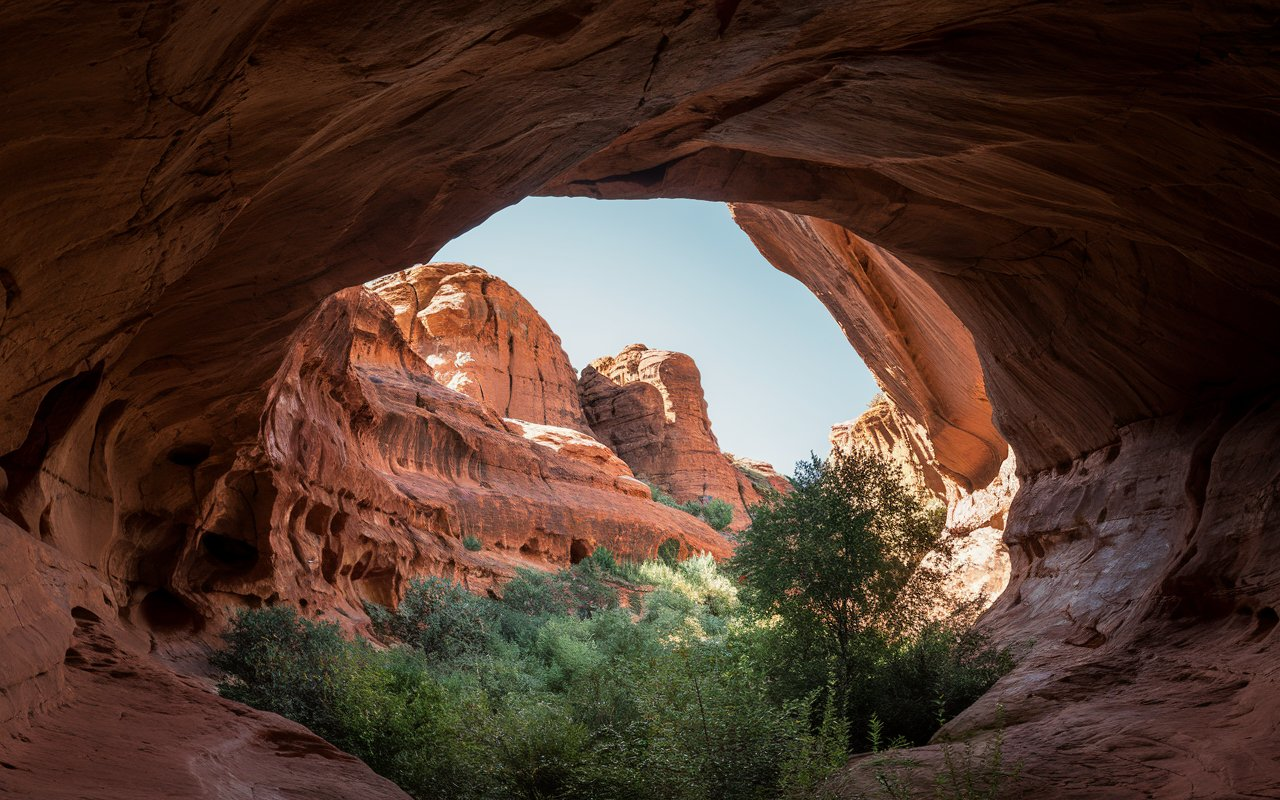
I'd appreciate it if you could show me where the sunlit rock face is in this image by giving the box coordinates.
[579,344,785,531]
[367,263,591,433]
[2,0,1278,795]
[184,286,730,625]
[830,394,1012,612]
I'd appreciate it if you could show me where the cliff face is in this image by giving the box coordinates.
[368,264,590,432]
[579,344,784,531]
[3,1,1279,795]
[188,287,731,623]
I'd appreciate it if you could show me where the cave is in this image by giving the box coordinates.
[137,589,203,634]
[0,2,1277,798]
[569,538,593,565]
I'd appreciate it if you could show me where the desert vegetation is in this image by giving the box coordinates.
[644,479,736,531]
[214,451,1013,799]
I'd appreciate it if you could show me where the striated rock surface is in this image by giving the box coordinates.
[185,288,732,624]
[2,1,1279,795]
[579,344,782,531]
[367,263,590,432]
[0,516,409,800]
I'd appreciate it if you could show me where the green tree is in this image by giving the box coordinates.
[732,451,948,735]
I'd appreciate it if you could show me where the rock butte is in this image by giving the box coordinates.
[1,2,1278,796]
[580,343,785,532]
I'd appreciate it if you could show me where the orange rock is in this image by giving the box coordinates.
[579,344,786,531]
[2,1,1279,795]
[368,264,590,432]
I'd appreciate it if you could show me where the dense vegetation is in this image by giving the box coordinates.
[214,451,1013,800]
[644,480,736,531]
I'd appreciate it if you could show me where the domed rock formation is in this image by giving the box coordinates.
[368,264,590,432]
[579,344,785,531]
[185,285,730,625]
[2,1,1279,795]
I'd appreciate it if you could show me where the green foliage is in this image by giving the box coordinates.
[366,577,496,664]
[851,708,1022,800]
[215,466,1015,800]
[645,479,735,531]
[462,534,483,551]
[211,605,349,737]
[698,497,735,531]
[657,537,682,567]
[733,451,1008,749]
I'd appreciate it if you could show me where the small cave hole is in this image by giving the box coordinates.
[139,588,203,633]
[201,532,259,572]
[299,598,309,608]
[167,442,211,467]
[70,606,102,624]
[1253,607,1278,641]
[569,538,592,565]
[1096,507,1108,524]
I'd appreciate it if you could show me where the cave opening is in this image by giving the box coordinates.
[569,538,592,565]
[429,196,880,476]
[138,588,203,633]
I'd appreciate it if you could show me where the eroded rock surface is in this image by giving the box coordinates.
[579,343,784,531]
[189,288,731,624]
[2,0,1279,795]
[368,263,590,432]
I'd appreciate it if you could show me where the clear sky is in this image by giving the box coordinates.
[432,197,879,476]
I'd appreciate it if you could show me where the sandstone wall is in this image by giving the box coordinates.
[579,343,784,532]
[368,263,590,432]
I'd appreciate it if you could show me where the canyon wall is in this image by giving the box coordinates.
[368,263,591,432]
[2,1,1278,796]
[579,343,783,531]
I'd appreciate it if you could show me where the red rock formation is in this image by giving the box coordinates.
[727,455,792,500]
[368,263,590,432]
[3,1,1279,795]
[188,288,730,624]
[579,344,785,531]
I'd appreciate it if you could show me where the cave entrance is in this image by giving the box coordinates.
[431,196,879,476]
[569,538,592,565]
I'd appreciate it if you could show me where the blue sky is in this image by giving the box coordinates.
[432,197,878,476]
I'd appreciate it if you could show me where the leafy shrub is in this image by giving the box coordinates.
[211,605,350,737]
[462,534,483,551]
[645,480,735,531]
[698,497,735,531]
[366,577,496,664]
[658,537,682,567]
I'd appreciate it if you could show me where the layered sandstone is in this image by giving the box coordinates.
[579,344,782,531]
[2,1,1278,796]
[367,264,590,432]
[184,287,731,624]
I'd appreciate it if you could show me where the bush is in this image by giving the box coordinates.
[658,537,682,567]
[211,606,350,737]
[645,480,735,531]
[462,534,483,551]
[366,577,496,664]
